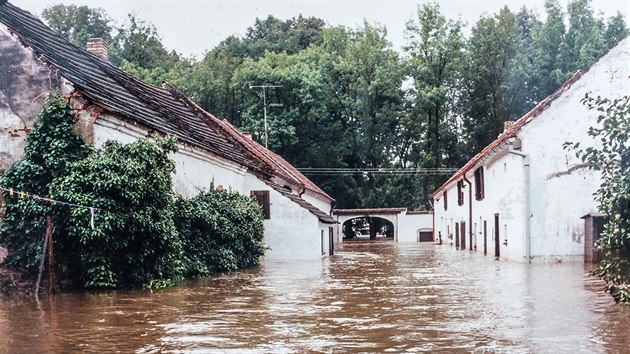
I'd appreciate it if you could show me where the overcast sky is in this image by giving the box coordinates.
[15,0,630,58]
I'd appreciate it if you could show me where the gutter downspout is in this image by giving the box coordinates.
[298,184,306,197]
[463,175,473,250]
[509,143,531,263]
[428,197,436,243]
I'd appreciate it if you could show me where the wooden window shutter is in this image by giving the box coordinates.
[474,167,485,200]
[457,180,464,206]
[443,190,448,210]
[250,190,270,219]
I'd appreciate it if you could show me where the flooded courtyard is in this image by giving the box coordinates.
[0,241,628,353]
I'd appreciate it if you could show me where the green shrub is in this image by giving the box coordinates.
[567,94,630,303]
[0,93,90,275]
[50,136,182,289]
[1,94,266,291]
[174,187,265,277]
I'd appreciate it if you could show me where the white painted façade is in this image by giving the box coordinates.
[431,37,629,263]
[0,3,338,260]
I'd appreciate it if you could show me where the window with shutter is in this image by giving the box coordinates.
[457,180,464,206]
[474,167,485,200]
[443,190,448,210]
[250,190,270,219]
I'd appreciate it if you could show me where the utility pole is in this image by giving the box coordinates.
[249,85,282,149]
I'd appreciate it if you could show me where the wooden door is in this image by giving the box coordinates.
[494,214,500,258]
[460,222,466,250]
[455,222,460,249]
[418,231,433,242]
[329,227,334,256]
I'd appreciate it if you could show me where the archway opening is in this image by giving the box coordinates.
[342,217,394,241]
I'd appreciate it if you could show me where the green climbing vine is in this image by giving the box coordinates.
[0,93,265,290]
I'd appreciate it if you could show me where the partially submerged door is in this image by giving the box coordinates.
[460,222,466,250]
[455,222,460,249]
[418,231,433,242]
[494,214,500,258]
[328,227,334,256]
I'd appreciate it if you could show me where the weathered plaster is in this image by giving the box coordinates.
[0,24,56,170]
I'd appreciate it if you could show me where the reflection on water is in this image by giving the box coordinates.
[0,242,628,353]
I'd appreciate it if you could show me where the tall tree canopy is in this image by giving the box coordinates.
[40,1,628,209]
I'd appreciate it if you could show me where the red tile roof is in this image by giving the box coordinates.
[333,208,408,215]
[405,210,433,215]
[209,116,333,201]
[430,70,585,198]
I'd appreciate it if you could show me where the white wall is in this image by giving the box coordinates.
[302,190,333,216]
[518,38,629,261]
[397,213,433,243]
[474,153,527,261]
[433,38,630,263]
[94,114,330,260]
[262,188,323,260]
[94,116,249,197]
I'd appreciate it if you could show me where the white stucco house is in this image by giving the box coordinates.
[431,37,629,263]
[333,208,434,243]
[0,2,337,260]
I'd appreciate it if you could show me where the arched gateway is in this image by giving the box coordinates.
[333,208,433,243]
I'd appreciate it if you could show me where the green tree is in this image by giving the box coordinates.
[242,15,326,58]
[328,23,404,207]
[567,95,630,303]
[112,14,180,71]
[42,4,113,47]
[403,3,466,204]
[530,0,569,100]
[604,12,629,49]
[461,7,523,156]
[561,0,607,70]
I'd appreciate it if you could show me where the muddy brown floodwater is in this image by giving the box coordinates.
[0,241,629,353]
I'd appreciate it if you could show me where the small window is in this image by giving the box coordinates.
[443,190,448,210]
[250,190,270,219]
[474,167,485,200]
[457,180,464,206]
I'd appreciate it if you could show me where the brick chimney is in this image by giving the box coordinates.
[86,38,108,60]
[504,120,515,132]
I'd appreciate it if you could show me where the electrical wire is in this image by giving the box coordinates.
[296,167,460,176]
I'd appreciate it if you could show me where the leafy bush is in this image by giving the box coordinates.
[0,93,90,274]
[1,95,266,290]
[50,136,182,289]
[568,94,630,303]
[174,187,265,277]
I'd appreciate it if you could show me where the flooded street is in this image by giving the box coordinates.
[0,241,629,353]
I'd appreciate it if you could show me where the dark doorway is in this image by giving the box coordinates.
[455,222,460,249]
[342,217,394,241]
[329,227,334,255]
[418,231,433,242]
[460,222,466,250]
[494,213,500,258]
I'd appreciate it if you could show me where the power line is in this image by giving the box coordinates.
[296,167,460,176]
